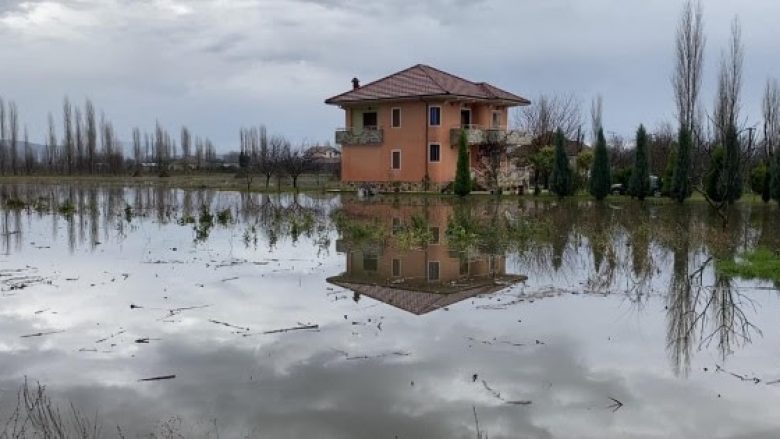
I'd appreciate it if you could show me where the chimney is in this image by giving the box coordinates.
[352,77,360,90]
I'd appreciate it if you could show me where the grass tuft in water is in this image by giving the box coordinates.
[58,200,76,216]
[5,198,27,209]
[717,248,780,283]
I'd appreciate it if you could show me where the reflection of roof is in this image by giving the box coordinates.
[327,276,525,315]
[325,64,530,106]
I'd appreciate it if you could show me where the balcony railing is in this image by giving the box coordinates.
[450,125,531,147]
[335,126,384,146]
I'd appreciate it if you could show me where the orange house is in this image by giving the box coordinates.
[325,64,531,192]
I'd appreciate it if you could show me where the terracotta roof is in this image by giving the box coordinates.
[325,64,530,106]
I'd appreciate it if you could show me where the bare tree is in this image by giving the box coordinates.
[46,113,58,172]
[763,78,780,159]
[8,101,18,175]
[23,125,34,175]
[195,136,204,170]
[518,93,582,147]
[85,99,97,173]
[63,97,74,174]
[205,139,217,164]
[712,18,744,145]
[265,135,286,189]
[0,97,5,174]
[180,126,191,167]
[673,0,705,135]
[132,127,143,174]
[281,143,313,191]
[74,106,84,172]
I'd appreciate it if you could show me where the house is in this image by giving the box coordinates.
[325,64,532,192]
[326,199,525,314]
[305,145,341,161]
[304,145,341,174]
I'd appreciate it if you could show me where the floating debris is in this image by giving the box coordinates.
[21,330,65,338]
[138,375,176,382]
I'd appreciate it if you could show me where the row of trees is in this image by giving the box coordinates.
[0,97,219,176]
[238,126,324,191]
[537,1,780,210]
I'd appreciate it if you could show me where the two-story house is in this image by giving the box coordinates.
[325,64,531,192]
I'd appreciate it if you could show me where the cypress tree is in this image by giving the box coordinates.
[454,130,471,197]
[670,127,692,203]
[772,151,780,204]
[589,128,611,201]
[628,124,650,200]
[549,128,574,198]
[720,125,742,204]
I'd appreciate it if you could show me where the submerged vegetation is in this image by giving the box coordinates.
[717,248,780,283]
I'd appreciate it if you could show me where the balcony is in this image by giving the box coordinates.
[450,125,532,147]
[335,126,383,146]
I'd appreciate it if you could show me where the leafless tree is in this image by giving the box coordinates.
[0,97,5,174]
[205,139,217,164]
[8,101,18,175]
[180,126,191,165]
[762,78,780,159]
[85,99,97,173]
[281,143,314,191]
[712,18,744,146]
[23,125,35,175]
[132,127,143,173]
[46,113,58,171]
[63,97,74,174]
[518,93,582,147]
[673,0,705,135]
[268,135,287,189]
[195,136,205,170]
[74,105,84,172]
[590,94,603,145]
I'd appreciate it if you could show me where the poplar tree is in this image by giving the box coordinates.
[454,130,471,197]
[589,128,611,200]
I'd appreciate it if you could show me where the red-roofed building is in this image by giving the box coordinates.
[325,65,532,192]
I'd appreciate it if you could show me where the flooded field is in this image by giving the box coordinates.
[1,183,779,438]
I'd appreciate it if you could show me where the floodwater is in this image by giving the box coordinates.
[1,183,779,438]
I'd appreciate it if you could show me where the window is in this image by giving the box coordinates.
[392,258,402,277]
[427,261,440,281]
[391,108,401,128]
[492,111,502,128]
[391,150,401,170]
[428,144,441,163]
[363,253,378,271]
[362,112,378,129]
[392,217,402,235]
[429,106,441,126]
[429,227,440,245]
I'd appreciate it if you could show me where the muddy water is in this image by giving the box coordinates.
[1,183,779,438]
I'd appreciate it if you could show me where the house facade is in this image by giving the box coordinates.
[325,64,532,192]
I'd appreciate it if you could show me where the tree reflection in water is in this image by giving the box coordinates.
[0,184,777,377]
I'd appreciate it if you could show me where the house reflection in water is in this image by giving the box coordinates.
[327,198,525,315]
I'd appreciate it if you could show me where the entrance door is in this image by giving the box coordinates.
[460,109,471,128]
[362,112,378,129]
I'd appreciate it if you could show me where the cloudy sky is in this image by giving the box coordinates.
[1,0,779,150]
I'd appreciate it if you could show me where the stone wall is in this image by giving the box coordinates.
[341,180,452,194]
